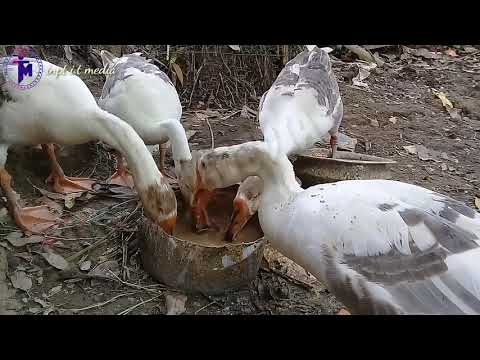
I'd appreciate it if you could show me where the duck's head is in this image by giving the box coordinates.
[139,179,177,235]
[225,176,263,242]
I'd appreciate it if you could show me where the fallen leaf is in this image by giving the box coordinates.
[416,145,442,162]
[403,145,418,155]
[186,130,197,141]
[36,187,66,201]
[34,297,50,308]
[352,62,377,87]
[79,260,92,271]
[171,63,184,86]
[0,208,9,224]
[48,285,62,297]
[10,271,32,291]
[445,48,458,57]
[475,197,480,210]
[165,293,187,315]
[41,251,69,270]
[28,307,42,314]
[433,91,453,109]
[6,233,44,247]
[389,117,398,124]
[63,45,73,61]
[228,45,241,51]
[14,252,33,262]
[441,163,448,171]
[89,260,119,278]
[64,194,76,209]
[370,118,379,127]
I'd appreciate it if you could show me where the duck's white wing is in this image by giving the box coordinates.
[259,47,343,156]
[295,180,480,314]
[99,54,173,102]
[97,53,182,141]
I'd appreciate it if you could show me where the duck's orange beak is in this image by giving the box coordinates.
[159,216,176,236]
[225,198,251,242]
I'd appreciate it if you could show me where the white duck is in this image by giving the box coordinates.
[0,52,177,234]
[194,141,480,314]
[98,50,191,187]
[209,45,343,241]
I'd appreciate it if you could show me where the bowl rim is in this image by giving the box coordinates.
[144,218,266,249]
[297,150,397,165]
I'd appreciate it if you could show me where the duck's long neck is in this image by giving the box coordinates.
[91,109,162,190]
[152,119,192,161]
[208,141,302,206]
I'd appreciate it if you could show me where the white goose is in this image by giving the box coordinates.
[0,53,177,234]
[194,141,480,314]
[98,51,191,187]
[206,45,343,241]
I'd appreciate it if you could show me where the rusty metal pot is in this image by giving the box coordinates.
[294,148,396,187]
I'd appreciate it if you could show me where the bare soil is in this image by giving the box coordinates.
[1,46,479,315]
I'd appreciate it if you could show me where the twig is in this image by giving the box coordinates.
[108,270,170,294]
[62,291,139,313]
[188,63,205,107]
[194,301,217,314]
[205,118,215,150]
[260,267,314,290]
[117,294,162,315]
[66,232,113,263]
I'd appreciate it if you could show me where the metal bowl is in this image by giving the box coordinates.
[294,148,396,187]
[139,187,265,295]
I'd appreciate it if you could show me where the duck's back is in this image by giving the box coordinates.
[266,180,480,314]
[99,54,182,135]
[259,47,343,156]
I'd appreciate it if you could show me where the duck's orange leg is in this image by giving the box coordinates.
[42,144,95,194]
[106,151,135,189]
[0,168,60,234]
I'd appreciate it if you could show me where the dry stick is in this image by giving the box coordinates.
[66,230,114,263]
[188,63,205,107]
[194,301,217,314]
[117,294,162,315]
[205,118,215,150]
[107,270,171,294]
[62,291,139,313]
[260,266,314,290]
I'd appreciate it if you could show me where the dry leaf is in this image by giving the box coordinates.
[0,208,9,224]
[433,91,453,109]
[403,145,418,155]
[228,45,241,51]
[64,194,76,209]
[48,285,62,297]
[475,197,480,210]
[63,45,73,61]
[171,63,184,86]
[10,271,32,291]
[352,62,377,88]
[79,260,92,271]
[34,297,50,308]
[389,117,398,124]
[41,251,69,270]
[441,163,448,171]
[165,293,187,315]
[6,233,44,247]
[186,130,197,141]
[445,48,458,57]
[89,260,119,278]
[370,118,379,127]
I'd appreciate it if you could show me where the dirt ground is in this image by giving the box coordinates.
[1,46,479,315]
